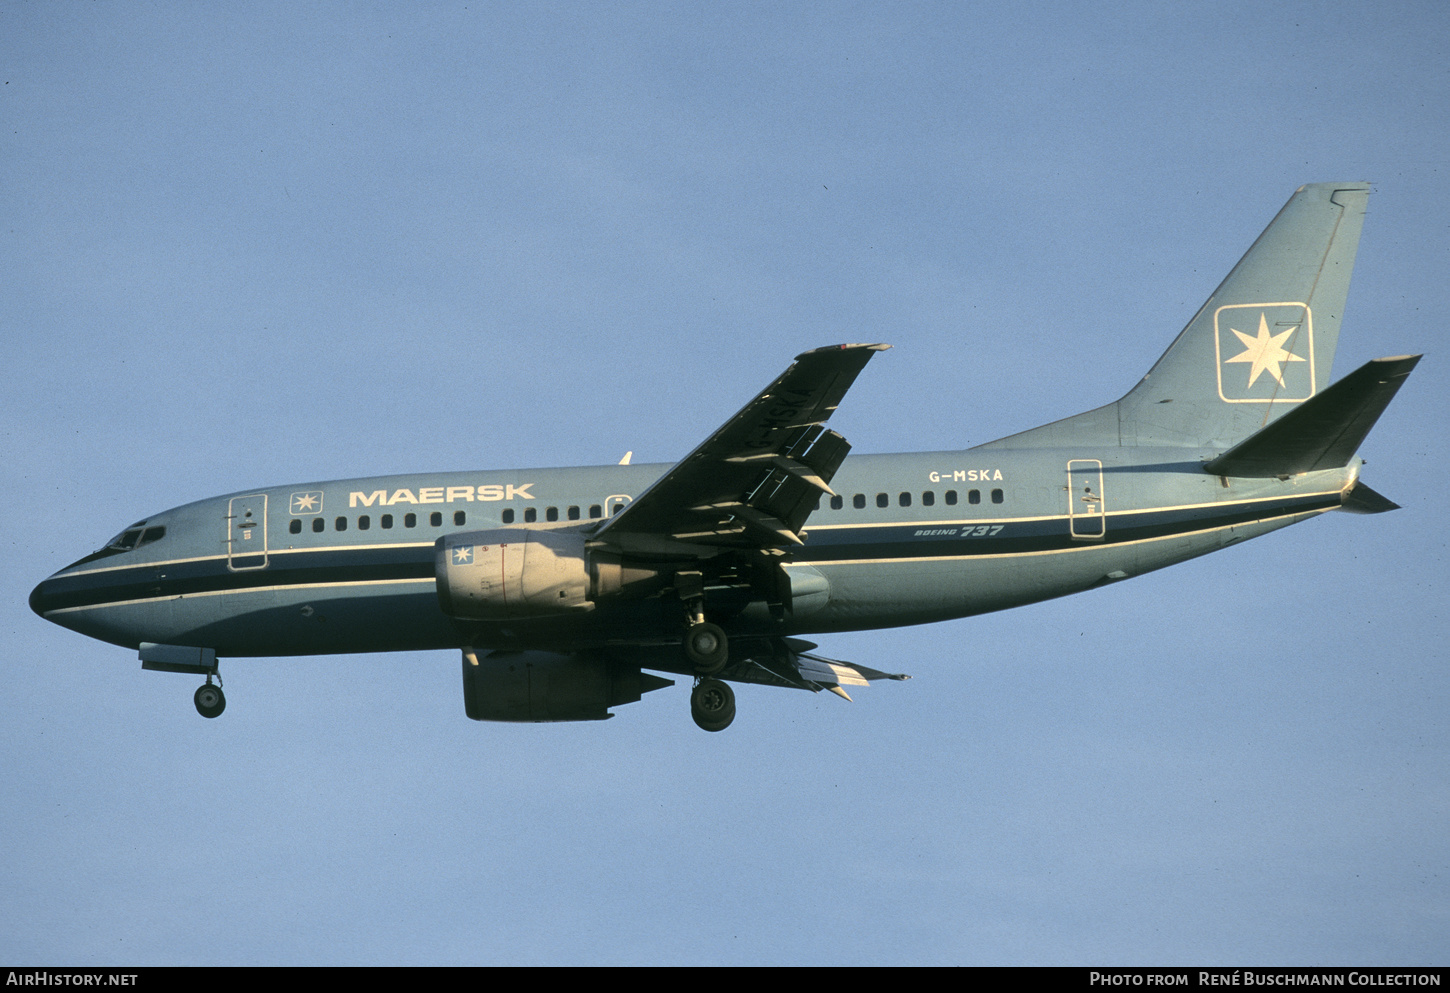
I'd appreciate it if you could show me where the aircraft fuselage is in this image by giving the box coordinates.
[31,448,1355,659]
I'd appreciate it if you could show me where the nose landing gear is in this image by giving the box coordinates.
[139,644,227,720]
[193,677,225,719]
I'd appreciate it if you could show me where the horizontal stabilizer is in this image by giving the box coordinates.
[1339,481,1400,515]
[1203,355,1420,477]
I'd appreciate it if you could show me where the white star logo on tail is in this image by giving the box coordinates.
[1224,312,1306,388]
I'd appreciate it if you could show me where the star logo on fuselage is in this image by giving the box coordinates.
[1224,312,1306,388]
[289,491,324,515]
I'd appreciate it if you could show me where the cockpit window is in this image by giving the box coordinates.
[66,523,168,568]
[106,525,165,552]
[111,529,143,550]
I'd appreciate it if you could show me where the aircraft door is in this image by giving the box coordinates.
[1067,460,1105,541]
[605,494,632,518]
[227,494,269,570]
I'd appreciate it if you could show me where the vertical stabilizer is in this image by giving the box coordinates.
[1119,182,1369,447]
[978,183,1370,451]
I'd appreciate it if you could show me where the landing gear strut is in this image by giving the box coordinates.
[691,677,736,732]
[677,571,729,675]
[194,678,226,719]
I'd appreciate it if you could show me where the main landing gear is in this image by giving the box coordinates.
[193,677,226,719]
[675,575,734,730]
[691,677,736,732]
[683,621,728,674]
[683,618,735,732]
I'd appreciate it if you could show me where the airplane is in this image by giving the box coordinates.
[30,182,1419,732]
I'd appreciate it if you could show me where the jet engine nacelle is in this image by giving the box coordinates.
[461,648,673,722]
[435,529,664,620]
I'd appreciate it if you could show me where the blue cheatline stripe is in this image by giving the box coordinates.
[36,544,437,613]
[35,492,1340,613]
[797,491,1340,563]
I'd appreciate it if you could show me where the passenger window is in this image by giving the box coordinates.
[335,517,347,531]
[404,513,417,528]
[290,519,302,534]
[502,509,515,524]
[381,514,393,529]
[358,515,370,530]
[546,507,559,522]
[876,493,888,508]
[589,505,602,519]
[991,488,1004,504]
[945,490,958,506]
[524,508,538,523]
[969,490,981,505]
[830,495,844,510]
[430,512,442,527]
[922,491,935,507]
[567,506,580,521]
[454,511,466,526]
[853,494,866,510]
[312,518,324,533]
[611,503,625,516]
[899,492,912,507]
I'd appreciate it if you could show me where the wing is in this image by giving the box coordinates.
[594,343,889,553]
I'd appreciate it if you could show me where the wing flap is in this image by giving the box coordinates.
[720,637,910,696]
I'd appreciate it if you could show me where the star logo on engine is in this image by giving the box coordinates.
[452,546,473,565]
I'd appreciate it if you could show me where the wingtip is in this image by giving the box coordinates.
[797,342,892,358]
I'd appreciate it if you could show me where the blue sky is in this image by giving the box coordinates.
[3,1,1447,965]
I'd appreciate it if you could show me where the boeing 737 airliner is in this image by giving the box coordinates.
[31,183,1418,731]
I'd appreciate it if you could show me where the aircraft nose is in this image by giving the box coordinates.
[30,578,53,617]
[29,572,71,619]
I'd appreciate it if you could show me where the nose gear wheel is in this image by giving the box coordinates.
[194,680,226,719]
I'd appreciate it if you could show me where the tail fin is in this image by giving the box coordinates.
[979,183,1371,451]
